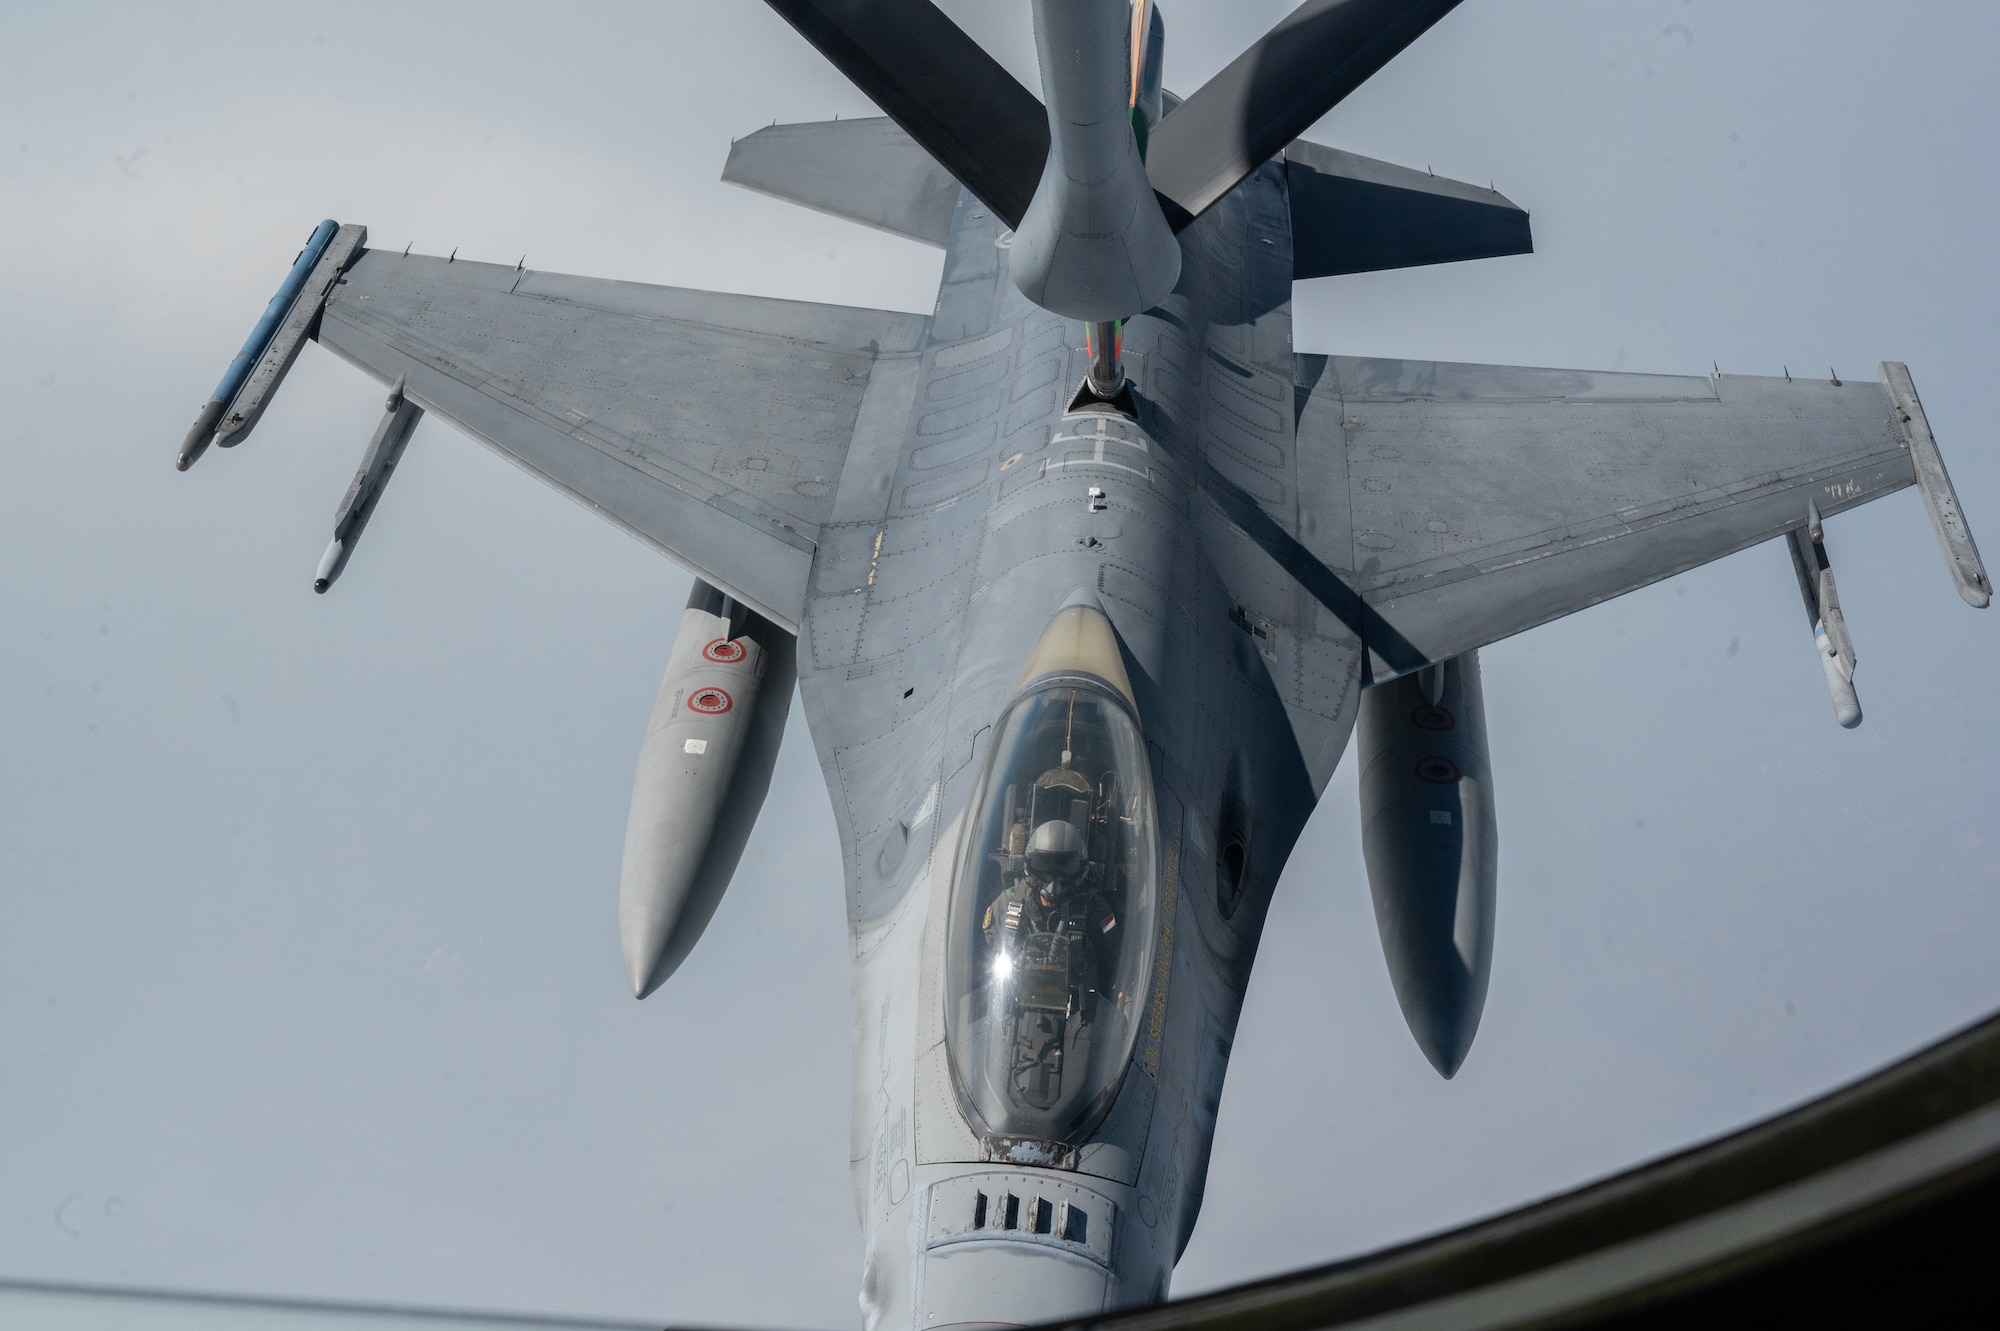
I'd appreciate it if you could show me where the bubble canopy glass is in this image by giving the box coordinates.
[945,674,1159,1144]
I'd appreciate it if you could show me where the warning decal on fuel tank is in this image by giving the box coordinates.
[1414,755,1462,784]
[688,687,734,715]
[1410,704,1455,731]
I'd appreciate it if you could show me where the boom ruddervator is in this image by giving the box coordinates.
[945,670,1159,1145]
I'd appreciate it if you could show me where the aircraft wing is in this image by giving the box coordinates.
[1279,355,1944,679]
[313,250,929,629]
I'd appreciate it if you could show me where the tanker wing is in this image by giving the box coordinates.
[309,247,929,629]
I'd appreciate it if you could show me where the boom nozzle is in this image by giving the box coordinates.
[1010,0,1179,326]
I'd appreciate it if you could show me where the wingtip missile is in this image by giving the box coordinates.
[1786,509,1864,729]
[313,538,344,594]
[176,220,347,471]
[312,391,421,593]
[1817,632,1863,729]
[176,397,228,471]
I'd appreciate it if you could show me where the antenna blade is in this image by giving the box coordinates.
[1146,0,1466,229]
[760,0,1049,229]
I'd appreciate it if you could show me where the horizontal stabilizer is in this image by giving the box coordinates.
[760,0,1048,228]
[723,117,961,247]
[1285,139,1531,279]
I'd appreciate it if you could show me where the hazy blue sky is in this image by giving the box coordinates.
[3,2,1996,1326]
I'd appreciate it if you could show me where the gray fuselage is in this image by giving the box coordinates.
[795,162,1351,1327]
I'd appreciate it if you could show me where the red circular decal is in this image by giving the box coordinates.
[1410,704,1456,731]
[1414,755,1462,784]
[702,638,747,664]
[688,687,734,715]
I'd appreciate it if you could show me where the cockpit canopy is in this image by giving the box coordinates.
[944,676,1159,1144]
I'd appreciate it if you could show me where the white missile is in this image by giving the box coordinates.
[313,377,420,593]
[1787,504,1863,729]
[1357,650,1498,1079]
[619,580,795,998]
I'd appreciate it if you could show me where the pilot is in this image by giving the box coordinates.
[1025,817,1086,894]
[982,814,1119,961]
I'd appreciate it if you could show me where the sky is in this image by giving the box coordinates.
[2,2,1996,1327]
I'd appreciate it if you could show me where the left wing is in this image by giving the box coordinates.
[1263,355,1983,679]
[314,249,929,628]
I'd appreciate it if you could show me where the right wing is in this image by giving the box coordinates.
[1279,356,1954,678]
[315,250,929,628]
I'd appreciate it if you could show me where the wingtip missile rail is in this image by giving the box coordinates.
[1881,362,1991,610]
[175,219,367,470]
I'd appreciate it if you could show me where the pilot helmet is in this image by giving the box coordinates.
[1026,818,1086,885]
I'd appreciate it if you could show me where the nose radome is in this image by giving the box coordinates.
[1012,586,1136,706]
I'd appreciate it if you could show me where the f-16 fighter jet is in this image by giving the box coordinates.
[174,1,1988,1326]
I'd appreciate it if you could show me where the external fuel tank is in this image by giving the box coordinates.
[1356,651,1498,1078]
[619,580,795,998]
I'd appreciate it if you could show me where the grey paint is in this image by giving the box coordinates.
[1010,0,1180,322]
[180,150,1978,1325]
[1784,510,1863,730]
[1356,651,1497,1078]
[199,105,1982,1319]
[313,382,421,593]
[6,2,1997,1325]
[1143,0,1467,228]
[1881,361,1991,608]
[760,0,1051,230]
[1290,355,1924,679]
[619,591,794,998]
[313,253,929,629]
[1283,139,1531,279]
[723,118,962,249]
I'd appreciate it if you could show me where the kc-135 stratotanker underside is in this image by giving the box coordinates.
[174,1,1987,1326]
